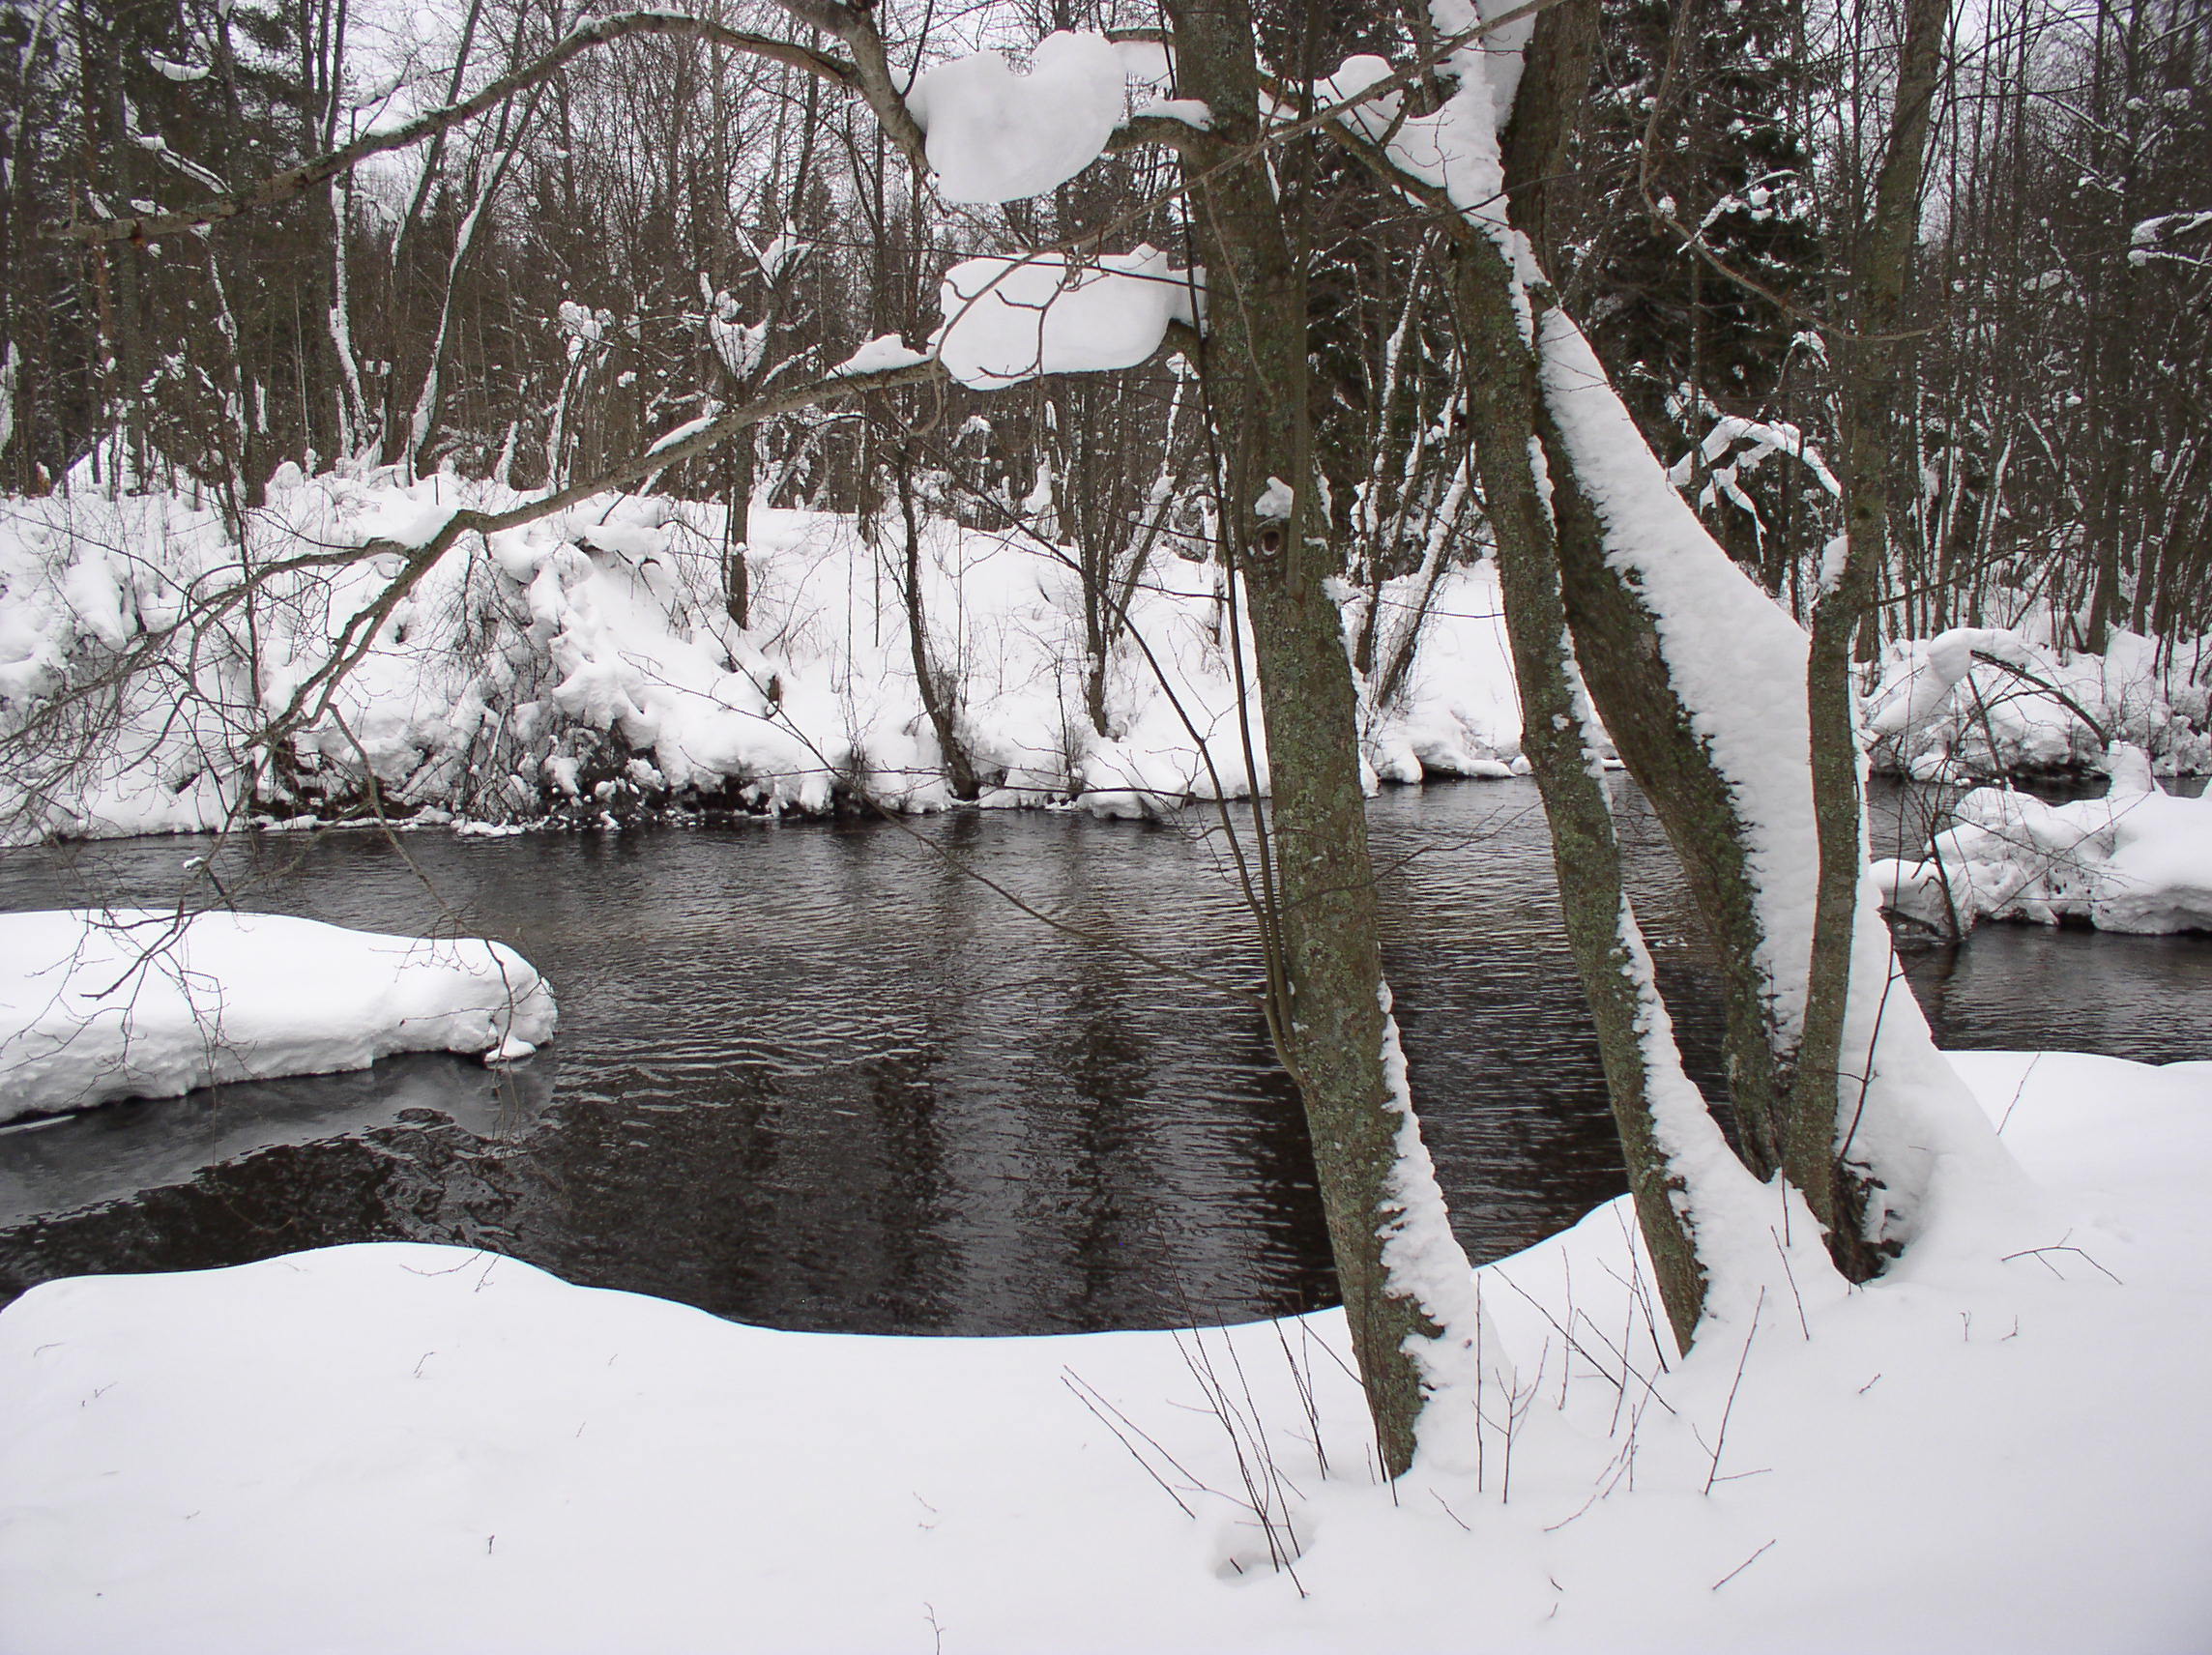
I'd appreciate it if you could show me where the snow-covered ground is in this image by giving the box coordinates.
[0,469,1524,842]
[1876,742,2212,935]
[1,1049,2204,1652]
[1866,624,2211,781]
[0,909,556,1121]
[9,471,2200,850]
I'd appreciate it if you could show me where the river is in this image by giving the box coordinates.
[2,778,2205,1332]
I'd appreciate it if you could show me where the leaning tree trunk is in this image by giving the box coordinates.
[1540,431,1799,1178]
[1450,233,1708,1349]
[1168,0,1458,1478]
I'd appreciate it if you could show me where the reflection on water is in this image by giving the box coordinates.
[0,1055,556,1227]
[0,779,2204,1333]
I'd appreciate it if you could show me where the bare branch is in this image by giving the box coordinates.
[49,12,858,247]
[769,0,928,164]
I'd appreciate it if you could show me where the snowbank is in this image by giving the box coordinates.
[1866,624,2211,780]
[1354,564,1527,782]
[2,1050,2205,1651]
[0,909,557,1120]
[0,471,1530,841]
[1875,743,2212,934]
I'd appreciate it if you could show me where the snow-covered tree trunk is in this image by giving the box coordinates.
[1168,0,1482,1479]
[327,174,370,459]
[402,106,534,482]
[1451,232,1711,1343]
[1329,0,2026,1315]
[1534,310,2029,1267]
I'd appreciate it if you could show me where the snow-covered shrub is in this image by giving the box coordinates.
[1875,742,2212,934]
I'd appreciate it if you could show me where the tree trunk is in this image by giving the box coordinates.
[1168,0,1450,1478]
[723,442,755,627]
[1450,236,1707,1347]
[893,450,980,801]
[1789,0,1949,1274]
[1542,439,1795,1176]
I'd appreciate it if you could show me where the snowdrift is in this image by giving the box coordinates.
[0,1050,2204,1651]
[1875,743,2212,935]
[0,470,1525,842]
[0,908,557,1120]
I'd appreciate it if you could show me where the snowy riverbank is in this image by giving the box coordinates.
[1866,624,2210,781]
[0,909,556,1121]
[1,1049,2204,1652]
[1876,742,2212,935]
[7,466,2203,854]
[0,470,1526,843]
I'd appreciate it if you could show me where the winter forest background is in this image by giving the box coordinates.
[2,0,2211,1641]
[4,0,2205,658]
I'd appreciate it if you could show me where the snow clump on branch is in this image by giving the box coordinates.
[932,247,1201,389]
[905,31,1127,204]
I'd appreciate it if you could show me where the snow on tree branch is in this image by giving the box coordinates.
[905,31,1128,204]
[933,249,1202,389]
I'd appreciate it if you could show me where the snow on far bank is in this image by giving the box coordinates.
[0,471,1528,844]
[0,1049,2205,1651]
[1876,742,2212,935]
[0,909,556,1121]
[1866,624,2210,780]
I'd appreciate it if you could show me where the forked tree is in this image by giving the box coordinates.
[38,0,2031,1477]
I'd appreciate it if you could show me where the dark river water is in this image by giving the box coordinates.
[1,779,2206,1333]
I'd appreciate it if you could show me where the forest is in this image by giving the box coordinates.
[0,0,2207,1647]
[4,0,2205,638]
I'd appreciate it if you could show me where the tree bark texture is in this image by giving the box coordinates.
[1449,236,1707,1347]
[1169,0,1440,1478]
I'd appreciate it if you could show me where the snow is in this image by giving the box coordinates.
[1664,413,1841,539]
[0,908,556,1121]
[1358,563,1545,784]
[145,51,209,82]
[706,307,768,382]
[1324,44,1509,241]
[0,470,1535,839]
[1866,625,2210,781]
[933,247,1201,390]
[352,487,454,550]
[1252,477,1295,521]
[828,334,931,378]
[1113,38,1173,82]
[642,408,722,457]
[1876,743,2212,934]
[1374,983,1504,1472]
[2,1049,2204,1651]
[905,31,1127,205]
[1131,97,1210,128]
